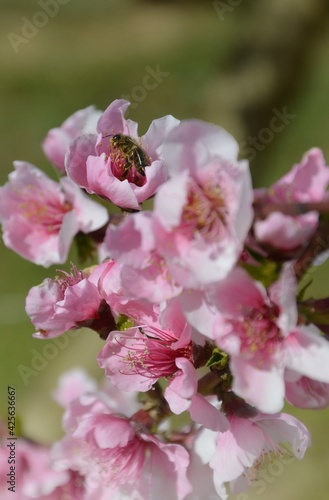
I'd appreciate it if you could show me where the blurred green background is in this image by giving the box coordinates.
[1,0,329,498]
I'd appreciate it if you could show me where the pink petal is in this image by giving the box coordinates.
[142,115,180,157]
[189,394,229,431]
[285,326,329,382]
[86,155,140,210]
[60,177,109,232]
[165,358,197,414]
[65,134,98,187]
[253,413,311,459]
[97,330,156,392]
[230,357,285,413]
[210,418,265,482]
[162,119,239,177]
[255,211,317,250]
[97,99,138,137]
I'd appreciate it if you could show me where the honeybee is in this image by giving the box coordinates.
[109,133,150,178]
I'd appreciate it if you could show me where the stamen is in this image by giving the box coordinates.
[235,303,284,363]
[55,263,84,293]
[182,180,228,241]
[114,327,192,380]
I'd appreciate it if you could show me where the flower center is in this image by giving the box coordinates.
[116,326,192,380]
[247,446,291,483]
[19,186,72,233]
[55,263,84,294]
[182,180,228,241]
[101,133,151,186]
[85,433,147,488]
[234,303,283,363]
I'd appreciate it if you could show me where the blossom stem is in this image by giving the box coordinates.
[133,382,171,429]
[197,371,222,396]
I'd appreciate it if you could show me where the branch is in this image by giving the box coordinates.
[293,220,329,281]
[253,200,329,220]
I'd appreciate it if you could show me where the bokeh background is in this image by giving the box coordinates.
[1,1,329,498]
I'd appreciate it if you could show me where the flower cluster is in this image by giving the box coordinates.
[1,99,329,499]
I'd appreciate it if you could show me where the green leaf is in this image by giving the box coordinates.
[207,347,229,369]
[74,232,97,264]
[297,280,313,301]
[241,260,281,288]
[116,315,135,331]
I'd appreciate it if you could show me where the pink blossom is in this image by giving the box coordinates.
[182,266,329,413]
[97,257,161,327]
[195,412,311,498]
[42,105,102,172]
[66,99,179,210]
[0,436,85,499]
[98,323,193,392]
[53,382,192,499]
[185,440,224,500]
[52,368,98,407]
[153,119,253,288]
[54,369,141,430]
[285,375,329,409]
[97,297,193,397]
[98,299,229,431]
[26,262,116,339]
[254,148,329,250]
[105,210,183,302]
[0,161,108,267]
[26,259,162,340]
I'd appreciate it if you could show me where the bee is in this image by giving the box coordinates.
[109,133,150,178]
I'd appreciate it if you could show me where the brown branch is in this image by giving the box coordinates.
[197,371,222,396]
[293,221,329,281]
[253,200,329,220]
